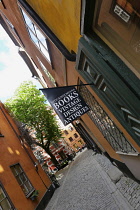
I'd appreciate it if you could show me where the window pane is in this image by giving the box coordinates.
[74,133,78,138]
[10,164,33,196]
[20,173,27,183]
[24,181,32,191]
[21,185,28,195]
[73,144,78,149]
[84,63,96,79]
[64,130,69,135]
[40,43,50,61]
[15,164,22,174]
[34,25,47,48]
[1,199,12,210]
[0,186,14,209]
[21,8,51,62]
[22,9,34,32]
[16,176,22,186]
[68,126,73,131]
[69,137,74,142]
[0,188,5,201]
[28,29,40,47]
[10,167,17,176]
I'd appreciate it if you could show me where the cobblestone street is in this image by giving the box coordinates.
[45,149,138,210]
[95,154,140,210]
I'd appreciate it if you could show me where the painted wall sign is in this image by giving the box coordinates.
[41,86,90,125]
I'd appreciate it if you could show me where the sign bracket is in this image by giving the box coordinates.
[39,83,94,91]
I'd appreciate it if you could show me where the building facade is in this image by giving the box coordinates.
[63,125,86,153]
[32,138,74,173]
[0,0,140,182]
[0,102,54,210]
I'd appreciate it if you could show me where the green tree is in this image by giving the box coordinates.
[5,81,62,167]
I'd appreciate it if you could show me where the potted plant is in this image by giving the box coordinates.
[30,190,39,201]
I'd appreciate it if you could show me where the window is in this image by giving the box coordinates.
[73,144,79,149]
[74,133,78,138]
[0,184,15,210]
[64,130,69,135]
[52,142,59,148]
[37,57,56,86]
[59,151,66,160]
[78,83,137,153]
[10,164,33,196]
[78,140,83,145]
[33,151,44,164]
[69,137,74,142]
[0,1,6,9]
[68,126,73,131]
[20,8,50,62]
[93,0,140,76]
[1,13,24,47]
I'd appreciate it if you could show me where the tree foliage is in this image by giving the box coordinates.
[5,81,62,166]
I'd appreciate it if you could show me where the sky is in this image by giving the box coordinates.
[0,25,42,103]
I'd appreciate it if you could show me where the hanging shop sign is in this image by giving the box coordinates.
[40,86,90,126]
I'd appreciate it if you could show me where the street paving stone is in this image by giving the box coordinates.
[45,149,132,210]
[95,154,140,210]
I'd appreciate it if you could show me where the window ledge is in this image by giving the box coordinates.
[116,151,139,156]
[26,189,35,198]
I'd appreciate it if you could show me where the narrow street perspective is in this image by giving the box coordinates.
[45,149,134,210]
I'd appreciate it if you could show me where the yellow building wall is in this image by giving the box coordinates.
[26,0,81,53]
[63,126,85,153]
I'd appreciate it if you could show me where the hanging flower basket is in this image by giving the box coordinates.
[30,190,39,201]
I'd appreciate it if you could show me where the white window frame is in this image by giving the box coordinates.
[10,163,34,197]
[20,8,51,62]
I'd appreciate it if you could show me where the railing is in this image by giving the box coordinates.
[78,84,137,153]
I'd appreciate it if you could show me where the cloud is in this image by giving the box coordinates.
[0,26,41,102]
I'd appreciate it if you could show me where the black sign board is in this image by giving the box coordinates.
[40,86,90,126]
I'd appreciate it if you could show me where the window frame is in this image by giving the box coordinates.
[69,137,74,142]
[52,142,59,148]
[64,130,69,135]
[68,126,73,131]
[10,163,34,197]
[74,133,78,138]
[37,57,56,86]
[81,0,140,77]
[19,6,51,63]
[0,183,15,210]
[0,12,25,47]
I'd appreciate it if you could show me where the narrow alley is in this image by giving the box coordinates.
[45,149,135,210]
